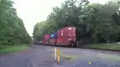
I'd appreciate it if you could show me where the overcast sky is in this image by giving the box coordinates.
[13,0,110,36]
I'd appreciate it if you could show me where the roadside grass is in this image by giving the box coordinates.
[99,54,120,62]
[0,45,29,54]
[83,43,120,50]
[83,43,120,62]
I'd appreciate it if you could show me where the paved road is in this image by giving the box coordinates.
[0,45,120,67]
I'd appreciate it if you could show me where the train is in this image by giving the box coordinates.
[42,26,77,47]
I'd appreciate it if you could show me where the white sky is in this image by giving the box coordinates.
[13,0,110,36]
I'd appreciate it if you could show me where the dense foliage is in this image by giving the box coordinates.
[0,0,31,46]
[33,0,120,45]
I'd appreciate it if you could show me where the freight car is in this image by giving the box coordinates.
[42,25,92,47]
[42,26,76,46]
[43,34,50,45]
[56,26,76,46]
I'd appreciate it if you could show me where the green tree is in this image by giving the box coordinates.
[0,0,31,46]
[33,0,120,45]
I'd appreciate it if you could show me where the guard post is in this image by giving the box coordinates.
[56,48,60,64]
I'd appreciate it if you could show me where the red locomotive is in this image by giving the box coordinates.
[49,32,57,45]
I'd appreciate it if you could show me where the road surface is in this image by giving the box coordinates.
[0,45,120,67]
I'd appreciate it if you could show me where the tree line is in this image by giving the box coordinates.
[0,0,31,47]
[33,0,120,45]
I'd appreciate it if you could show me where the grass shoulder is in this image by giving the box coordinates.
[0,45,30,54]
[83,43,120,50]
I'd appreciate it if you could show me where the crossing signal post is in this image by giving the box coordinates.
[54,48,61,64]
[54,48,56,60]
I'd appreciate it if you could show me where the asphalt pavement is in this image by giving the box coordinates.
[0,45,120,67]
